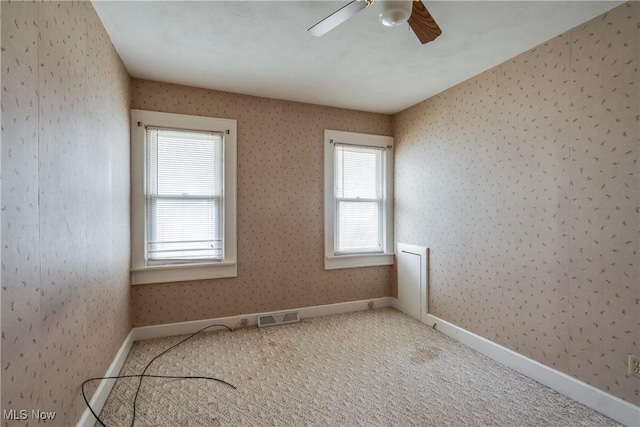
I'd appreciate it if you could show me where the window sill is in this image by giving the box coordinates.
[130,261,237,285]
[324,253,394,270]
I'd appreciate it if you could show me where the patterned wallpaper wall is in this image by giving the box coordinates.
[1,2,131,425]
[130,79,393,326]
[393,2,639,405]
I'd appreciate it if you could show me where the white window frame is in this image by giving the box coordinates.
[324,129,394,270]
[130,109,237,285]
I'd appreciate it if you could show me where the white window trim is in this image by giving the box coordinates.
[324,129,394,270]
[130,109,237,285]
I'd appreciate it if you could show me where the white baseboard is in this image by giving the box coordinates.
[76,296,393,425]
[77,330,135,427]
[420,311,640,427]
[132,296,393,341]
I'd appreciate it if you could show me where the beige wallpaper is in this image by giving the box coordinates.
[3,0,634,421]
[130,79,393,326]
[1,1,131,425]
[393,2,639,405]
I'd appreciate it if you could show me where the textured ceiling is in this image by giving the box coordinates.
[92,1,622,114]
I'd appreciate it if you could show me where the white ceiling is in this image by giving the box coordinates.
[92,1,622,114]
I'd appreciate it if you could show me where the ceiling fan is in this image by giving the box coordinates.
[308,0,442,45]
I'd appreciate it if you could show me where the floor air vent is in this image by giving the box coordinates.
[257,311,300,327]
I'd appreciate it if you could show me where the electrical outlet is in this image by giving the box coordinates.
[629,354,640,378]
[239,318,248,327]
[367,301,374,309]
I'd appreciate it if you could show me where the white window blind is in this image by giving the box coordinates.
[334,143,384,254]
[146,127,224,263]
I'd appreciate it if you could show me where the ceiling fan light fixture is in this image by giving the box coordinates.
[378,0,413,27]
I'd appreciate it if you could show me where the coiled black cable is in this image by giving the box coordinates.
[82,323,235,427]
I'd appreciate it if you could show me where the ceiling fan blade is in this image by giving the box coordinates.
[308,0,370,37]
[408,1,442,44]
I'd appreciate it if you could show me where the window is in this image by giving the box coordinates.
[334,144,384,253]
[131,110,237,285]
[145,128,223,263]
[324,130,394,270]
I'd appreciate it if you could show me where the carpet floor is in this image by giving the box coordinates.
[96,308,618,426]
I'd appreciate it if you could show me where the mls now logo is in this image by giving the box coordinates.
[2,410,27,420]
[3,409,56,421]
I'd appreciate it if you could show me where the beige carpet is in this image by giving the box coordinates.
[97,308,619,426]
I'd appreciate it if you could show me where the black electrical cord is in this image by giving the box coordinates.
[82,323,235,427]
[82,374,236,427]
[129,324,233,427]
